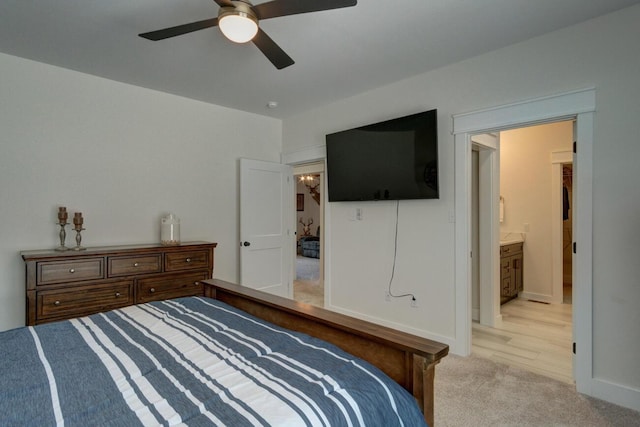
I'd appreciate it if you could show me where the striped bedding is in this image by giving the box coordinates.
[0,297,427,426]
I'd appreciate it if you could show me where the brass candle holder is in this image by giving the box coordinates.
[55,222,69,251]
[73,226,86,251]
[72,212,86,251]
[55,206,70,251]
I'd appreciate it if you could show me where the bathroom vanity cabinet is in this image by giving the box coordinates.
[500,242,523,304]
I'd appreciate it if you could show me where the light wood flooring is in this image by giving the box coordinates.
[472,297,574,384]
[293,279,324,307]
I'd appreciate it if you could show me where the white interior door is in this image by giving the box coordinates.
[240,158,293,298]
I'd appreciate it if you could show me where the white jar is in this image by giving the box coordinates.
[160,213,180,245]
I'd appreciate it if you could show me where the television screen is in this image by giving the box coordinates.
[325,109,438,201]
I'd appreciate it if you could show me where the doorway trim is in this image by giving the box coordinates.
[293,162,325,288]
[283,146,330,308]
[452,88,595,394]
[470,134,500,327]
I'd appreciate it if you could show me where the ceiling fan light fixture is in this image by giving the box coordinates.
[218,5,258,44]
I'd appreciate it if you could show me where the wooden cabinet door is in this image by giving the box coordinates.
[501,257,512,298]
[499,243,523,304]
[509,257,518,296]
[513,255,523,293]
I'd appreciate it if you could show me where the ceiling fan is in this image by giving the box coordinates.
[139,0,357,70]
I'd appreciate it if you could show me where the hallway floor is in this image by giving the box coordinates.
[293,279,324,307]
[293,256,323,307]
[472,298,573,384]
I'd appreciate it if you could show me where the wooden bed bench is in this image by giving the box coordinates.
[203,279,449,426]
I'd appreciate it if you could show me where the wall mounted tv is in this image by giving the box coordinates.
[325,109,439,202]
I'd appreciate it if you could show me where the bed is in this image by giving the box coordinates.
[1,279,448,426]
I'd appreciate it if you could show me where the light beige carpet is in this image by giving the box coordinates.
[435,354,640,426]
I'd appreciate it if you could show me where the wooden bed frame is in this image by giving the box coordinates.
[203,279,449,426]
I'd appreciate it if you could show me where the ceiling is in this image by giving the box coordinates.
[1,0,638,119]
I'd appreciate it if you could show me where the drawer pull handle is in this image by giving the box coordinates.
[115,292,121,298]
[69,268,75,273]
[54,300,61,306]
[186,258,191,263]
[134,262,139,267]
[194,281,199,286]
[503,248,510,253]
[149,288,155,293]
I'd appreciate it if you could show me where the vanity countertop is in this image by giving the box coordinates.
[500,232,525,246]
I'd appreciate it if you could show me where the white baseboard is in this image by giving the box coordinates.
[519,291,556,304]
[584,377,640,413]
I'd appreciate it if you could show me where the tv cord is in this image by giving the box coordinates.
[387,200,417,302]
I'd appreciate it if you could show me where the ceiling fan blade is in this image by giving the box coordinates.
[253,0,357,20]
[252,28,294,70]
[139,18,219,41]
[212,0,234,7]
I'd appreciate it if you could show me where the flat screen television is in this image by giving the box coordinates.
[325,109,439,202]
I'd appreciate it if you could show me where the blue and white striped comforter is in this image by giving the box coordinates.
[0,297,427,426]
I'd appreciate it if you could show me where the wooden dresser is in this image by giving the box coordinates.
[22,241,216,326]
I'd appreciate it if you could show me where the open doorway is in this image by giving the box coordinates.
[293,163,324,307]
[453,88,595,395]
[471,120,575,384]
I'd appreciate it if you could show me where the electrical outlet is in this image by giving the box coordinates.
[411,298,418,308]
[385,292,391,302]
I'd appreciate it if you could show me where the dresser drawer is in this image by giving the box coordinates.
[164,250,210,272]
[137,271,208,303]
[37,258,104,285]
[108,254,162,277]
[37,280,133,322]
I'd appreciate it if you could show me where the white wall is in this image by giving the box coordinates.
[500,121,573,300]
[282,4,640,409]
[0,52,281,331]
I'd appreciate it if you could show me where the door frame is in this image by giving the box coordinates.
[293,162,325,288]
[283,147,329,306]
[452,88,595,394]
[470,134,500,327]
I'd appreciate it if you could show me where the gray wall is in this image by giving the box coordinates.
[0,53,282,330]
[282,5,640,410]
[1,2,639,413]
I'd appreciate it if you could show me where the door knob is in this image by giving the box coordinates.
[243,241,251,247]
